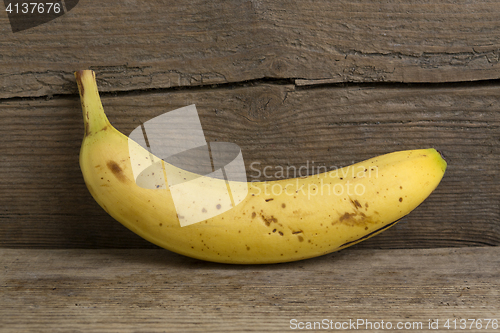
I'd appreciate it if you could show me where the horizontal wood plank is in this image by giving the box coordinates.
[2,0,500,98]
[1,247,499,332]
[0,82,498,248]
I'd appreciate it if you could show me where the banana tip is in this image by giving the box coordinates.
[434,148,447,172]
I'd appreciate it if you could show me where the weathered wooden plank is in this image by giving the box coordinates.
[1,247,499,332]
[0,82,498,248]
[2,0,500,98]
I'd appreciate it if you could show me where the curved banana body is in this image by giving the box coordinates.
[76,70,446,264]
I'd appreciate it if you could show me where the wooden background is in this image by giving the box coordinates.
[1,0,499,249]
[1,1,500,331]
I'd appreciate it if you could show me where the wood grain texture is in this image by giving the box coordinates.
[1,81,498,248]
[1,247,499,332]
[2,0,500,98]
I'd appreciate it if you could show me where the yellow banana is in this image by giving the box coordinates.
[76,70,446,264]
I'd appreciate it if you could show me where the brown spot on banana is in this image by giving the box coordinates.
[337,211,372,227]
[261,214,278,227]
[107,161,127,183]
[339,212,357,223]
[84,120,90,137]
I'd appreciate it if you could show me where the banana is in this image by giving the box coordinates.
[75,70,446,264]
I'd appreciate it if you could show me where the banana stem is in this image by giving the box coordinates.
[75,70,110,137]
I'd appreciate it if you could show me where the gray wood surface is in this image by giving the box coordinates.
[2,0,500,98]
[1,247,499,332]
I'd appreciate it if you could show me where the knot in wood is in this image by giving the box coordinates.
[247,91,282,122]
